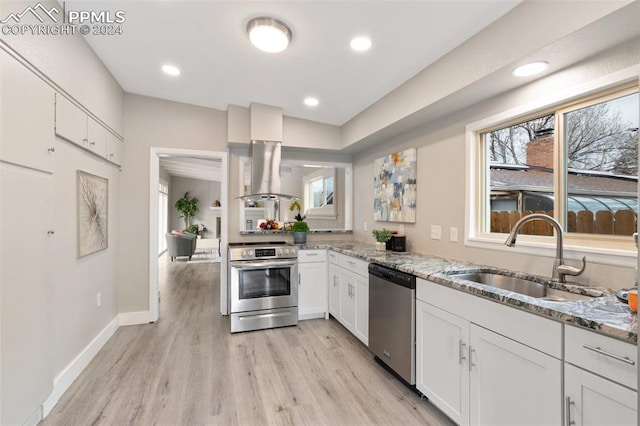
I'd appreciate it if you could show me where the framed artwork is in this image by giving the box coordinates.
[77,170,108,257]
[373,148,417,223]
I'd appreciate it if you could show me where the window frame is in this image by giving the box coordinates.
[303,167,337,219]
[465,68,639,268]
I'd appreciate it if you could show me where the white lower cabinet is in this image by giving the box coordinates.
[564,325,637,425]
[416,301,469,424]
[469,324,560,425]
[416,279,562,425]
[297,250,328,320]
[329,251,369,346]
[565,364,636,426]
[328,262,340,317]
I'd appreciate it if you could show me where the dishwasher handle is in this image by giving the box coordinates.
[368,263,416,289]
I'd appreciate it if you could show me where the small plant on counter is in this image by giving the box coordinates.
[372,228,393,243]
[372,228,393,252]
[291,221,310,233]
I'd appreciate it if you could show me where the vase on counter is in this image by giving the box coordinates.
[293,232,307,244]
[375,242,386,251]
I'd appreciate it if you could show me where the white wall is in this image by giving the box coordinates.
[119,94,227,313]
[169,176,221,236]
[352,40,640,290]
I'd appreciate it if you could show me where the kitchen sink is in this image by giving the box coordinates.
[449,271,597,302]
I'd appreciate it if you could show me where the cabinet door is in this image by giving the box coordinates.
[469,325,561,426]
[55,93,87,147]
[328,263,340,317]
[338,269,355,331]
[106,131,123,166]
[416,301,470,425]
[1,164,53,425]
[298,261,328,320]
[87,116,108,158]
[0,51,55,173]
[354,273,368,346]
[565,364,637,426]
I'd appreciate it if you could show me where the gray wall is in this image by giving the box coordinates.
[352,40,640,291]
[0,0,124,422]
[119,94,228,313]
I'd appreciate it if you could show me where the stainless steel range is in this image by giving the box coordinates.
[228,241,298,333]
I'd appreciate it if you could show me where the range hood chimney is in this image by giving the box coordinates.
[240,104,298,202]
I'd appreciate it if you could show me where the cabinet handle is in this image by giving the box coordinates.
[333,276,338,287]
[83,138,88,144]
[305,253,318,256]
[47,147,55,153]
[459,340,466,365]
[582,344,635,365]
[347,260,355,265]
[565,396,575,425]
[90,141,96,146]
[47,230,55,235]
[469,346,476,371]
[109,153,114,157]
[298,273,301,286]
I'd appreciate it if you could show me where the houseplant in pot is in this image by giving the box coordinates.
[372,228,393,251]
[289,200,309,244]
[175,191,199,230]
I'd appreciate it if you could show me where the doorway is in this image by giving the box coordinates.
[149,147,229,321]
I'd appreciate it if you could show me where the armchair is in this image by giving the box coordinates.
[166,232,197,261]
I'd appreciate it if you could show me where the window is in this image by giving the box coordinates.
[304,168,336,218]
[478,86,638,241]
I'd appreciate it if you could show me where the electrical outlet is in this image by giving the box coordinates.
[431,225,442,240]
[363,222,368,231]
[450,227,458,242]
[96,293,102,308]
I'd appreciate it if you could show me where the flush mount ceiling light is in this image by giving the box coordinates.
[512,61,549,77]
[350,36,372,52]
[247,17,292,53]
[161,64,181,76]
[304,97,319,107]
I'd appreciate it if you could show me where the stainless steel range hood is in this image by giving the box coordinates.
[241,140,298,201]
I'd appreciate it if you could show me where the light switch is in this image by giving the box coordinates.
[431,225,442,240]
[450,227,458,242]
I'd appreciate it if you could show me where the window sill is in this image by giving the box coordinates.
[466,234,637,268]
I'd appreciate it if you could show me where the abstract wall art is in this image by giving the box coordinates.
[77,170,108,257]
[373,148,417,223]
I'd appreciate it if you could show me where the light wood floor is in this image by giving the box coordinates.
[41,255,453,426]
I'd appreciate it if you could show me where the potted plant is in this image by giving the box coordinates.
[372,228,393,251]
[289,200,309,244]
[175,192,199,229]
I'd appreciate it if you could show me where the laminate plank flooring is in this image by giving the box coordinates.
[40,255,453,426]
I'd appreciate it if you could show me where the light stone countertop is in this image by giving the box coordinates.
[297,241,638,344]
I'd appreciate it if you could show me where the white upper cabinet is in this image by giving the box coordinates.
[55,93,87,147]
[55,93,123,166]
[87,116,108,158]
[0,51,55,173]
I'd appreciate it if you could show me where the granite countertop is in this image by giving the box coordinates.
[298,241,637,344]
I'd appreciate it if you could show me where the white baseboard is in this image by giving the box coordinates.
[42,316,119,417]
[118,310,152,326]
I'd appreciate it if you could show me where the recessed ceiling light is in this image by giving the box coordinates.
[162,64,181,76]
[247,17,292,53]
[512,61,549,77]
[350,36,372,52]
[304,97,319,107]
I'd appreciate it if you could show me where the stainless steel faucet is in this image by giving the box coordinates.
[504,213,586,283]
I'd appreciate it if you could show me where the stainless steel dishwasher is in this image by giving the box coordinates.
[368,263,416,386]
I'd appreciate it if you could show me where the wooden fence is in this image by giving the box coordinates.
[490,210,637,236]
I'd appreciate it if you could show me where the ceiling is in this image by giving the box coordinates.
[160,157,222,182]
[70,0,521,126]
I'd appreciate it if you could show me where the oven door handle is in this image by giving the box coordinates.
[231,260,298,269]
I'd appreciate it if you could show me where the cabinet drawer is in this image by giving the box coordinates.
[565,325,637,390]
[328,250,339,265]
[338,254,368,277]
[298,249,327,263]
